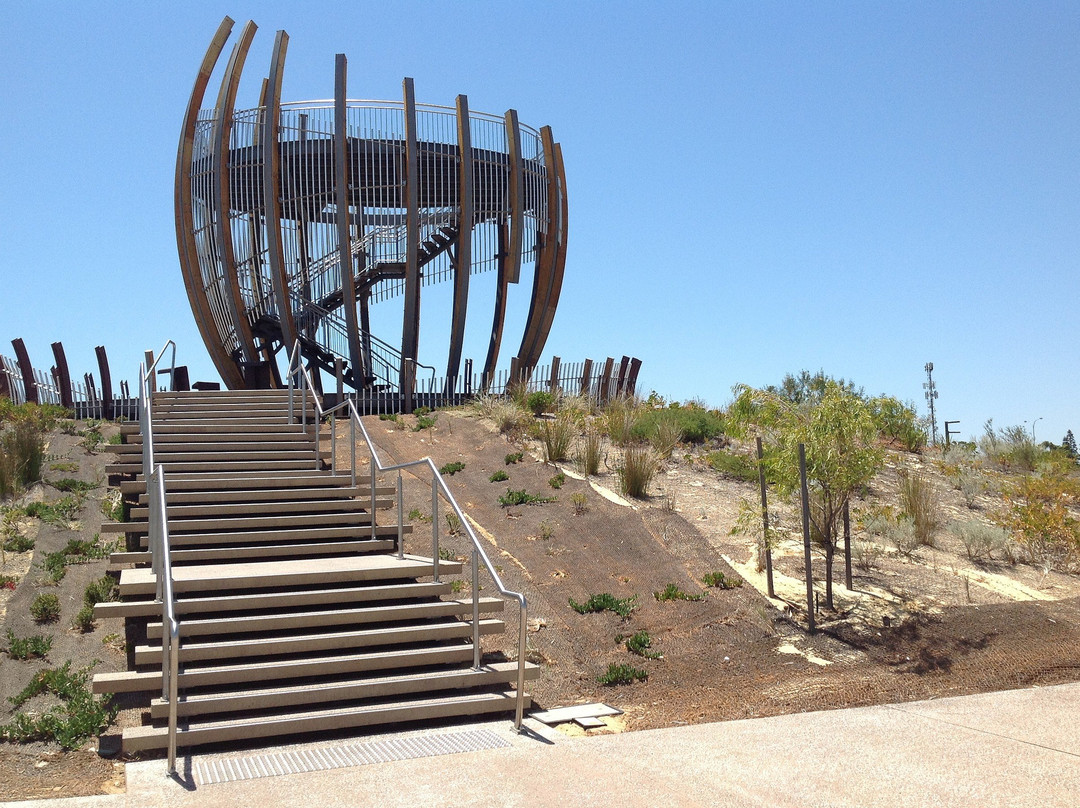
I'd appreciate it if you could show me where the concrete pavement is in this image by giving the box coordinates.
[10,682,1080,808]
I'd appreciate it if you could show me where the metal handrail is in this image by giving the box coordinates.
[149,465,180,775]
[286,343,529,729]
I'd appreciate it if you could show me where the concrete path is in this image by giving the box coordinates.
[10,682,1080,808]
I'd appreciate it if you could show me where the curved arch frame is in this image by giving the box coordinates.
[175,16,243,389]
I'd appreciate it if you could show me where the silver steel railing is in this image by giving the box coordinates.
[285,343,529,729]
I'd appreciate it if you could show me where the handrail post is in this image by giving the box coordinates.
[515,599,526,730]
[330,411,336,473]
[472,548,480,668]
[396,471,404,559]
[167,629,179,774]
[431,477,439,582]
[350,415,356,487]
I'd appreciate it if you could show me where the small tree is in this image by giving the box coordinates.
[729,380,884,610]
[1062,430,1077,459]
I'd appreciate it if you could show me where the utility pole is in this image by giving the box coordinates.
[923,362,939,447]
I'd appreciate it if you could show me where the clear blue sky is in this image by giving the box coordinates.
[1,1,1077,444]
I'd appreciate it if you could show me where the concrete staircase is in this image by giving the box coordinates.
[94,389,536,753]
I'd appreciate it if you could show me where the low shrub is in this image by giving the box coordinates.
[3,533,34,554]
[489,470,509,483]
[5,631,52,660]
[576,429,604,476]
[71,605,95,633]
[439,461,466,476]
[898,471,942,547]
[541,414,576,463]
[31,593,61,623]
[445,512,463,536]
[702,571,743,589]
[597,663,648,685]
[625,630,662,659]
[654,583,705,602]
[548,472,565,490]
[706,450,759,483]
[603,398,642,446]
[413,413,437,431]
[505,452,524,465]
[571,492,588,515]
[498,489,556,507]
[950,520,1011,561]
[25,496,83,527]
[83,575,118,608]
[618,447,659,499]
[0,662,118,750]
[526,391,555,416]
[0,574,18,590]
[632,403,724,446]
[568,593,637,618]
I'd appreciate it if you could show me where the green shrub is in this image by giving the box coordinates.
[654,583,705,602]
[597,663,648,685]
[498,489,556,507]
[632,404,724,446]
[541,414,576,462]
[702,571,743,589]
[869,396,927,452]
[0,419,45,496]
[603,398,642,446]
[439,461,466,476]
[5,631,52,660]
[101,490,126,522]
[72,605,95,633]
[3,533,34,553]
[548,472,565,490]
[489,470,509,483]
[378,412,399,422]
[408,508,432,524]
[625,630,662,659]
[83,575,118,607]
[705,450,759,483]
[413,413,437,431]
[49,462,78,473]
[899,471,941,547]
[576,429,603,476]
[505,452,524,465]
[25,495,83,527]
[568,592,638,618]
[526,391,555,416]
[571,492,588,515]
[0,662,118,750]
[0,574,18,590]
[31,593,61,623]
[490,401,531,436]
[618,447,658,499]
[49,478,98,494]
[950,520,1012,561]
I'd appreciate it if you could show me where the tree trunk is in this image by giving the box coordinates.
[824,537,835,610]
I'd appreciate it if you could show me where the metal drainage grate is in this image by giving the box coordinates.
[193,729,511,785]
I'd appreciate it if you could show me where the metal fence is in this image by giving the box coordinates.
[0,354,138,420]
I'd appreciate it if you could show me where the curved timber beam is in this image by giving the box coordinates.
[334,54,364,383]
[50,342,73,409]
[515,125,559,372]
[211,20,260,372]
[482,222,511,388]
[399,77,421,394]
[505,110,524,285]
[523,140,568,369]
[261,30,298,357]
[445,94,474,383]
[12,339,37,405]
[175,17,243,389]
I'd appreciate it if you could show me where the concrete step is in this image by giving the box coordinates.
[95,645,475,694]
[122,423,315,436]
[134,618,504,664]
[107,459,326,475]
[149,662,537,719]
[94,580,451,620]
[125,431,315,444]
[110,537,395,566]
[121,473,361,495]
[103,511,376,535]
[123,691,529,752]
[136,486,386,505]
[145,598,503,639]
[118,554,456,596]
[128,498,389,520]
[128,523,410,550]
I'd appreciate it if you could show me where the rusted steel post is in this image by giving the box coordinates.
[757,437,775,599]
[51,342,74,409]
[798,443,815,634]
[599,357,615,403]
[616,355,630,397]
[11,339,37,405]
[843,500,853,592]
[580,358,593,398]
[548,357,561,393]
[95,346,114,420]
